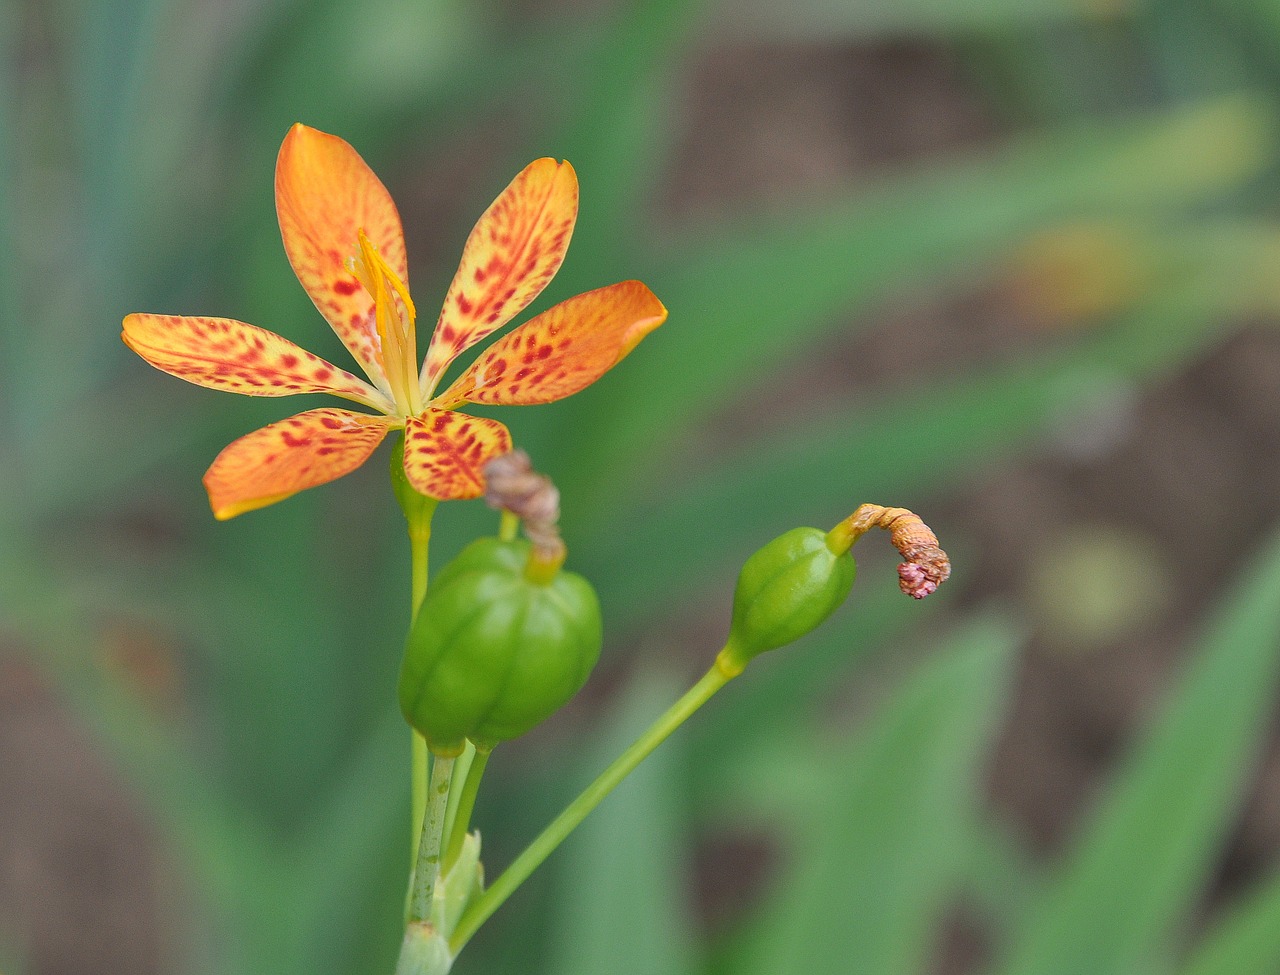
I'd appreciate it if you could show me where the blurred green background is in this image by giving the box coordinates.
[5,0,1280,972]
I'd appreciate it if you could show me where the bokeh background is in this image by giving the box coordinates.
[5,0,1280,973]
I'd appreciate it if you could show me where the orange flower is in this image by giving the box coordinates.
[124,125,666,519]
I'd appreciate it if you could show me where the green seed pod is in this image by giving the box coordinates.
[718,527,856,675]
[400,537,603,755]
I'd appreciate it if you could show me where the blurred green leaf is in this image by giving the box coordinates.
[0,939,26,975]
[1143,1,1254,103]
[567,95,1273,498]
[710,0,1147,40]
[583,275,1225,624]
[190,498,400,825]
[546,667,699,975]
[70,0,176,377]
[21,382,226,524]
[290,711,407,975]
[962,817,1045,937]
[0,0,16,414]
[735,614,1018,975]
[549,0,704,282]
[989,526,1280,975]
[15,608,281,975]
[225,0,495,158]
[1179,869,1280,975]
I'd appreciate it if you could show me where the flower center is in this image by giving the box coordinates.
[347,230,422,416]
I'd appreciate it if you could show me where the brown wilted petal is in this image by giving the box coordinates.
[483,449,564,562]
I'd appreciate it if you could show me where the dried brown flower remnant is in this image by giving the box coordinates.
[828,504,951,599]
[483,450,566,568]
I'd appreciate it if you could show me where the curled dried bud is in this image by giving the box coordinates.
[827,504,951,599]
[483,450,565,568]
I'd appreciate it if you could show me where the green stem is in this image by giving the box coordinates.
[449,661,737,952]
[499,509,519,542]
[407,510,433,867]
[411,733,429,868]
[391,438,440,875]
[409,514,431,619]
[409,753,456,922]
[442,746,491,874]
[441,741,476,858]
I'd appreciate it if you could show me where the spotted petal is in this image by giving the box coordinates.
[402,408,512,500]
[122,314,394,411]
[420,158,578,395]
[204,409,393,520]
[439,281,666,407]
[276,123,407,393]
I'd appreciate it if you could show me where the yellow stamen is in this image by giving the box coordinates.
[345,255,374,296]
[353,230,422,415]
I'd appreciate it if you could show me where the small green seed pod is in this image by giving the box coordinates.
[718,527,856,675]
[400,537,602,755]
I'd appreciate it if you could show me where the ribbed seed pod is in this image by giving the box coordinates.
[399,537,602,754]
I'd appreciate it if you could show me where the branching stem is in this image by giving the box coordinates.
[450,660,736,952]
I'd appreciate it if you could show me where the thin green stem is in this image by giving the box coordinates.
[499,509,519,542]
[442,746,491,874]
[410,518,431,619]
[407,507,435,867]
[450,661,737,952]
[441,741,476,856]
[411,734,429,867]
[409,753,456,923]
[391,437,440,876]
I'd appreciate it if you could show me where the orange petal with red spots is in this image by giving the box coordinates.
[123,314,394,412]
[276,124,407,393]
[420,159,578,395]
[402,409,513,500]
[439,281,666,407]
[203,409,394,520]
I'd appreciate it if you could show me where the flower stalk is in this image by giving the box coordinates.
[409,754,457,923]
[392,440,440,866]
[442,746,491,875]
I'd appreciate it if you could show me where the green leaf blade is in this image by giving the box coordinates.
[990,527,1280,975]
[741,615,1020,975]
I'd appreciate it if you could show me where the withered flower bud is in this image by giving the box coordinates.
[483,450,566,573]
[827,504,951,599]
